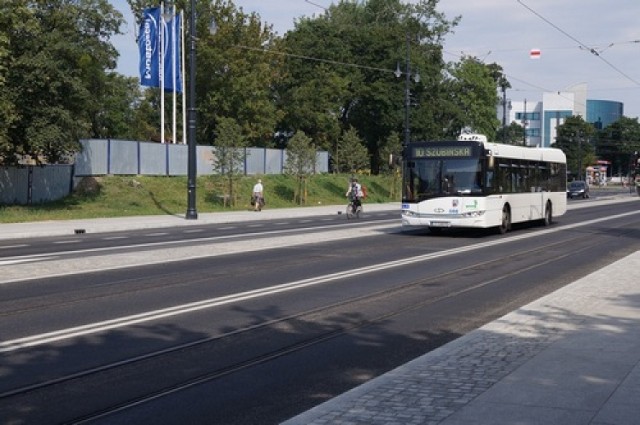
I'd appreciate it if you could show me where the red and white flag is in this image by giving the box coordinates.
[530,48,541,59]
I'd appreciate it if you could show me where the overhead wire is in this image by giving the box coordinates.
[516,0,640,87]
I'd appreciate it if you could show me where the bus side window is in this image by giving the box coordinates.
[486,171,494,192]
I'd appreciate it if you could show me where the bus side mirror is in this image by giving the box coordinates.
[485,148,494,169]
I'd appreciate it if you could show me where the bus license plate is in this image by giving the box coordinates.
[430,221,450,227]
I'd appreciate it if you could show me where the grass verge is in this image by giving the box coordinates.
[0,174,401,223]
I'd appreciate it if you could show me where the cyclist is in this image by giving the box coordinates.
[345,178,363,214]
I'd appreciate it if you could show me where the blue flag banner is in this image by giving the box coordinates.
[138,7,161,88]
[163,13,182,93]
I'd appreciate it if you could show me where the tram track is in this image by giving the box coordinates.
[3,222,629,424]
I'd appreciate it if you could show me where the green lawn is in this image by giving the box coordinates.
[0,174,401,223]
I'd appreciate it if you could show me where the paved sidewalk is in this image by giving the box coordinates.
[283,251,640,425]
[0,203,400,240]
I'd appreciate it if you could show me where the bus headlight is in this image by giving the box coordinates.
[402,210,417,217]
[461,210,485,218]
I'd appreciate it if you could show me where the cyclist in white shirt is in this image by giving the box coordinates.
[345,178,363,211]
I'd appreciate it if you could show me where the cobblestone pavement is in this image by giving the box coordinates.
[283,250,640,425]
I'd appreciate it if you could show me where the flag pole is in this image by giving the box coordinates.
[181,10,186,144]
[172,6,177,144]
[160,1,165,144]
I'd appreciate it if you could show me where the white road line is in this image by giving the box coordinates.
[0,244,29,250]
[53,240,82,244]
[0,257,58,266]
[2,210,639,353]
[0,243,477,353]
[183,229,205,233]
[102,236,129,240]
[144,232,169,237]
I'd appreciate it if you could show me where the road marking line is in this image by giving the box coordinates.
[2,210,638,353]
[0,244,29,250]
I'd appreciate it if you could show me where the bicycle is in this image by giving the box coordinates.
[346,198,363,219]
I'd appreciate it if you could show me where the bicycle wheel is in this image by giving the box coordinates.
[355,205,362,218]
[346,203,354,219]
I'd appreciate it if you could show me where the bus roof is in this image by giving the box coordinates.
[483,141,566,163]
[457,134,566,163]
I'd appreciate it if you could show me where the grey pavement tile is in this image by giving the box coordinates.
[550,329,640,354]
[439,402,595,425]
[591,401,640,425]
[472,348,630,410]
[606,363,640,405]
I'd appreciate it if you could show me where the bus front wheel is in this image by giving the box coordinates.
[497,206,511,234]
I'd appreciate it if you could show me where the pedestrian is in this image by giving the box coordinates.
[252,178,264,211]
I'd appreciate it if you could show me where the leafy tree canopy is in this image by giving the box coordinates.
[1,0,124,164]
[553,115,596,177]
[278,0,460,172]
[595,116,640,176]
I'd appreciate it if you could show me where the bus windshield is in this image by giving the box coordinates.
[403,158,484,202]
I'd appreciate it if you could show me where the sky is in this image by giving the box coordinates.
[111,0,640,119]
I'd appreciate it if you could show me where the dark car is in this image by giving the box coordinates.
[567,181,590,199]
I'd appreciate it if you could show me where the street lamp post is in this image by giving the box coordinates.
[395,33,420,149]
[185,0,198,220]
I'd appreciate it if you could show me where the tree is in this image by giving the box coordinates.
[211,116,247,206]
[496,122,525,145]
[333,126,369,173]
[285,131,316,204]
[1,0,124,164]
[0,29,14,160]
[196,0,283,147]
[487,63,512,141]
[278,0,458,173]
[595,117,640,177]
[448,56,501,140]
[92,74,145,140]
[378,131,403,174]
[127,0,284,147]
[553,115,596,179]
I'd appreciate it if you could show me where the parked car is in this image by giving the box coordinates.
[567,181,590,199]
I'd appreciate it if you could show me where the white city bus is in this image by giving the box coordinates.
[401,134,567,233]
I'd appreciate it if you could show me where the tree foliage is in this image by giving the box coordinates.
[378,131,403,174]
[211,116,247,205]
[595,116,640,176]
[285,130,316,176]
[10,0,640,180]
[496,122,525,145]
[448,56,501,141]
[553,115,596,177]
[285,130,316,204]
[279,0,460,173]
[0,0,125,164]
[333,126,369,173]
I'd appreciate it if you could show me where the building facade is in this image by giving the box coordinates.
[497,83,624,147]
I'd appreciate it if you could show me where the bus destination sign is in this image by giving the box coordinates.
[413,146,472,158]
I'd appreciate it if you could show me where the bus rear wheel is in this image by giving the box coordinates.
[497,206,511,234]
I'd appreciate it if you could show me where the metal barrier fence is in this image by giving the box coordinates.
[1,139,329,205]
[0,164,74,205]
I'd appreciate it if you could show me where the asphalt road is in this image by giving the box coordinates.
[1,197,639,424]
